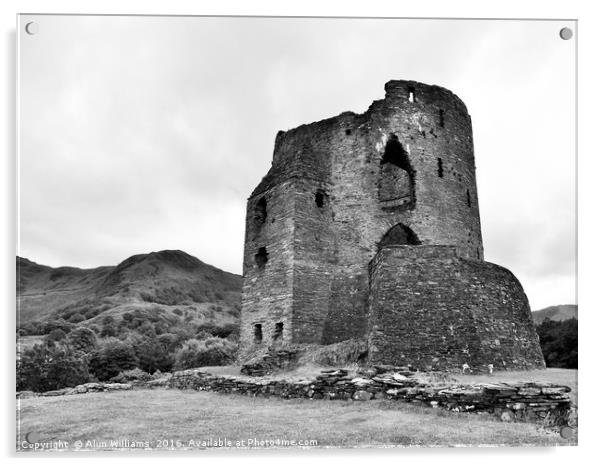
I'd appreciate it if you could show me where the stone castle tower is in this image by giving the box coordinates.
[239,80,545,371]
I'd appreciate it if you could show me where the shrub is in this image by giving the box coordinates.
[134,337,174,373]
[101,315,115,326]
[46,328,67,344]
[89,339,138,381]
[153,322,167,335]
[174,337,236,370]
[67,327,97,353]
[84,308,100,320]
[17,343,90,392]
[17,321,43,336]
[100,318,118,337]
[68,313,86,324]
[110,367,152,383]
[42,319,73,335]
[157,333,179,353]
[137,321,157,338]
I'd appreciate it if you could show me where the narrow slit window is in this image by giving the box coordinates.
[274,322,283,340]
[437,158,444,177]
[408,86,415,103]
[254,324,263,343]
[466,189,472,207]
[439,109,445,128]
[315,190,326,208]
[254,197,267,225]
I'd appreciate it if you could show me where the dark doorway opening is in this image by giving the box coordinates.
[378,223,421,249]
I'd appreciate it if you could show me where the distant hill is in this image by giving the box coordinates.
[17,250,242,330]
[532,304,578,325]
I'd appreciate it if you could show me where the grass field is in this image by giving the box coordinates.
[17,387,573,451]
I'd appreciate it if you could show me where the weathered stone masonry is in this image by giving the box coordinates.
[239,79,545,370]
[368,246,544,370]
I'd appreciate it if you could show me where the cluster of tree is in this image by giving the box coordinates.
[17,324,237,392]
[535,318,577,369]
[17,307,239,341]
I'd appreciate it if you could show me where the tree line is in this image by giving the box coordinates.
[535,317,577,369]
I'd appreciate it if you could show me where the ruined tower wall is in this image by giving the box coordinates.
[367,246,545,370]
[363,81,483,261]
[240,80,491,357]
[290,177,338,343]
[239,181,296,357]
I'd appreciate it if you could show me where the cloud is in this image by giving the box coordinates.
[18,16,576,309]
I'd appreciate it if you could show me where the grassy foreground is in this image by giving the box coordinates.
[17,388,572,451]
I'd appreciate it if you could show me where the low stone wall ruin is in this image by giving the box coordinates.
[168,368,574,427]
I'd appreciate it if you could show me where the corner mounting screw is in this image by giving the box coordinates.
[25,22,39,35]
[559,27,573,40]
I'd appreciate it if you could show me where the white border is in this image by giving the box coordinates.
[3,1,600,465]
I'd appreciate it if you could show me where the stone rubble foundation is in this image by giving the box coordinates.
[168,368,574,428]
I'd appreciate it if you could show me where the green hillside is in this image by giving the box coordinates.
[17,250,242,333]
[532,304,578,325]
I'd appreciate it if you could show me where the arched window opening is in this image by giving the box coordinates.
[378,223,421,249]
[381,134,412,171]
[378,134,416,210]
[408,86,415,102]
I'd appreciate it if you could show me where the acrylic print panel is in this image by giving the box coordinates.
[17,15,577,451]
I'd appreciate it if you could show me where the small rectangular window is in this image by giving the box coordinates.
[274,322,283,340]
[315,190,327,208]
[254,324,263,343]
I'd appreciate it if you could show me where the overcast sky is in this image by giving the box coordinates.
[18,16,576,310]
